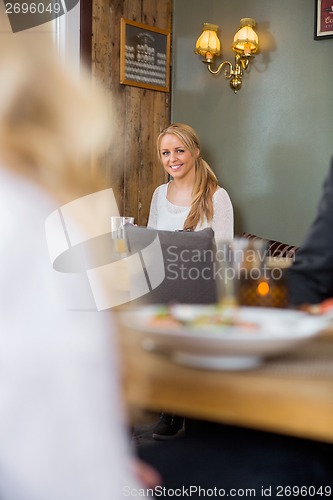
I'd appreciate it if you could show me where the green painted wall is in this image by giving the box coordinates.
[172,0,333,246]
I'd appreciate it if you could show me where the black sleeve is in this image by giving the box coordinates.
[287,157,333,306]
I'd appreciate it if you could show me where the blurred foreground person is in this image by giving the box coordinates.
[287,156,333,306]
[0,38,158,499]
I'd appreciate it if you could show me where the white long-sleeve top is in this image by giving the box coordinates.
[147,182,234,241]
[0,168,141,500]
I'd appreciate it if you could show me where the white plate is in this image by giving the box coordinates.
[121,305,328,370]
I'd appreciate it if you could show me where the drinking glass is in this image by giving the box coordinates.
[215,237,287,308]
[215,238,268,308]
[110,216,134,257]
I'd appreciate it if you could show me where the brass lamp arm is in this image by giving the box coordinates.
[206,60,233,78]
[205,54,251,93]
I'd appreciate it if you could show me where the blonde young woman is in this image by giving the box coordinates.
[0,39,158,498]
[148,123,234,241]
[148,123,234,439]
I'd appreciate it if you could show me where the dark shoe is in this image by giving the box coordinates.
[152,413,184,441]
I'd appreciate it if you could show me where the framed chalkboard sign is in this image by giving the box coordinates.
[120,18,170,92]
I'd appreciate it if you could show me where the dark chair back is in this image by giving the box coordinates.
[124,226,217,305]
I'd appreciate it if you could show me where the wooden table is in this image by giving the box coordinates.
[116,316,333,444]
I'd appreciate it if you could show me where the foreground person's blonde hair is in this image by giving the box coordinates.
[0,38,110,203]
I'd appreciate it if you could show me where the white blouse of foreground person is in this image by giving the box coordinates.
[148,181,234,241]
[0,168,143,500]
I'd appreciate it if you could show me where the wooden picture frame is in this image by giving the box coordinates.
[314,0,333,39]
[120,18,170,92]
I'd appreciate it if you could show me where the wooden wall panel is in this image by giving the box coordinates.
[80,0,92,65]
[92,0,171,225]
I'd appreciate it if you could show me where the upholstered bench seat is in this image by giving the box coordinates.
[242,232,299,258]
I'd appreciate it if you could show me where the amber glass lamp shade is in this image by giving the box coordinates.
[232,18,259,56]
[195,23,221,63]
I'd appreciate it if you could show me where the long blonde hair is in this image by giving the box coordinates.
[157,123,218,231]
[0,38,110,203]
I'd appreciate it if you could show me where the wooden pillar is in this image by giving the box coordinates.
[91,0,172,225]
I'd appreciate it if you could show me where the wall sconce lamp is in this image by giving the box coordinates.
[194,18,259,94]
